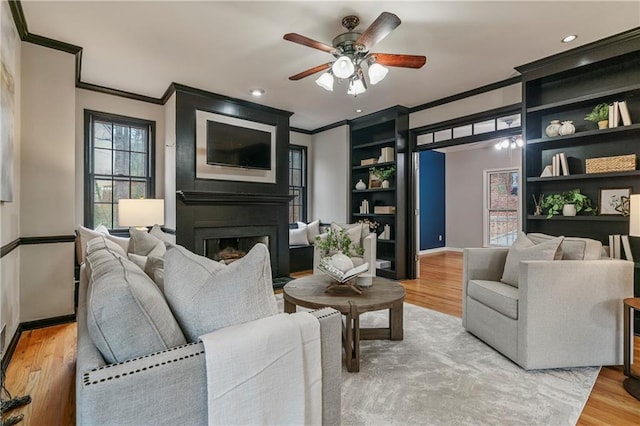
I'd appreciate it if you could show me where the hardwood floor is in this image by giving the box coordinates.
[3,251,640,425]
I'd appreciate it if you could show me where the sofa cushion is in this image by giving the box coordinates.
[164,243,278,342]
[127,253,165,289]
[77,225,130,263]
[149,224,176,244]
[86,241,186,364]
[527,232,602,260]
[468,279,519,320]
[501,232,564,287]
[129,227,166,257]
[290,226,310,246]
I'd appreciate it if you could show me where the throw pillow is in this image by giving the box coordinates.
[77,225,130,264]
[164,243,278,342]
[330,222,362,250]
[149,224,176,244]
[290,227,310,246]
[500,232,564,287]
[86,240,186,364]
[306,220,321,244]
[129,227,166,257]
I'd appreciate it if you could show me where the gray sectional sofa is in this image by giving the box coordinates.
[75,235,342,425]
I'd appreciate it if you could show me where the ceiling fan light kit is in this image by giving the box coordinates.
[284,12,426,96]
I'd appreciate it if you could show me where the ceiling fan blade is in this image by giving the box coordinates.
[283,33,334,53]
[371,53,427,69]
[288,63,332,80]
[355,12,401,50]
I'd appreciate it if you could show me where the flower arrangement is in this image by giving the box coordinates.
[357,218,379,231]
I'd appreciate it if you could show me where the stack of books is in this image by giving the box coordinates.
[608,100,633,128]
[608,234,633,261]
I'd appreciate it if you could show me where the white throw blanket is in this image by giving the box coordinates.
[200,312,322,425]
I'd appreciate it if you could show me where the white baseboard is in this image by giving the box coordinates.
[419,246,463,255]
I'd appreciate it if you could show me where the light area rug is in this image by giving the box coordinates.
[277,296,600,425]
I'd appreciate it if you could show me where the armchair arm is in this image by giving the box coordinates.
[362,232,377,276]
[517,259,633,369]
[462,248,508,327]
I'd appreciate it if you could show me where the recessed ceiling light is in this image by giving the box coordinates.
[355,109,363,113]
[249,88,265,97]
[561,34,577,43]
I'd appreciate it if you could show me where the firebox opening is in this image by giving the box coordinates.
[205,236,269,265]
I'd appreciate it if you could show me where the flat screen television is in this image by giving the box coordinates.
[206,120,271,170]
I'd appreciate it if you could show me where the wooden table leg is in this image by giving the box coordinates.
[284,299,296,314]
[343,301,360,372]
[389,301,404,341]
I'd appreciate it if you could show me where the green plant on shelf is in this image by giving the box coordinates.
[369,165,396,181]
[584,103,609,123]
[539,189,595,218]
[314,228,364,258]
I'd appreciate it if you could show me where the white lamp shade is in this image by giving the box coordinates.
[315,72,334,91]
[347,78,366,96]
[332,56,355,79]
[368,63,388,85]
[630,194,640,237]
[118,199,165,227]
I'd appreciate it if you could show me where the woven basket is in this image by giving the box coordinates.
[585,154,636,174]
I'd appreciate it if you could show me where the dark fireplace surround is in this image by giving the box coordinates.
[173,86,294,279]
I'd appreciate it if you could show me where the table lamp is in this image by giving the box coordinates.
[118,198,165,230]
[623,194,640,400]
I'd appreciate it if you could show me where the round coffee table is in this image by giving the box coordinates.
[283,274,405,372]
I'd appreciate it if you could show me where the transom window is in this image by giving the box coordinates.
[289,145,307,223]
[85,110,155,229]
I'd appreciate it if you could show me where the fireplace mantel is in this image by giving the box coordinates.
[177,190,293,205]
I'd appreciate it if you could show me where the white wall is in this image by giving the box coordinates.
[290,131,313,220]
[75,88,166,227]
[0,0,21,356]
[20,43,75,321]
[164,93,176,229]
[311,125,349,223]
[410,84,521,129]
[445,145,521,249]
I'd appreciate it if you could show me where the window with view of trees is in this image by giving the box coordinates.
[484,168,519,247]
[85,111,155,229]
[289,145,307,223]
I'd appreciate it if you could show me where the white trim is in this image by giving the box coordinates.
[195,110,276,183]
[419,247,463,255]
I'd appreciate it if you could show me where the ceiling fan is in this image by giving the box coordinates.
[283,12,427,96]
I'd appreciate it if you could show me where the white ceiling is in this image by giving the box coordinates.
[21,1,640,131]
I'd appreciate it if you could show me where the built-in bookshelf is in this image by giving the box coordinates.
[517,30,640,245]
[349,107,409,279]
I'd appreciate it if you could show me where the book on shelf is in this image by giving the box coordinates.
[619,100,632,126]
[559,152,570,176]
[622,235,633,261]
[552,154,559,176]
[381,147,395,163]
[610,101,620,128]
[318,257,369,283]
[609,234,622,259]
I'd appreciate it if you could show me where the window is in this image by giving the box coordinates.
[289,145,307,223]
[484,168,520,247]
[85,111,155,229]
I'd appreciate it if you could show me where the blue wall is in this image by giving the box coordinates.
[419,150,446,250]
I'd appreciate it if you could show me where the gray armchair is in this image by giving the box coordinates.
[463,235,634,370]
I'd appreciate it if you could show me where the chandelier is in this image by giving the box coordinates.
[315,55,389,96]
[494,136,524,150]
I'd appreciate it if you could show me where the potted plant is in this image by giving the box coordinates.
[315,228,364,258]
[584,103,610,129]
[539,189,595,218]
[369,165,396,188]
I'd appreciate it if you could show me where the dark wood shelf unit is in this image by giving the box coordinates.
[518,33,640,246]
[349,106,409,279]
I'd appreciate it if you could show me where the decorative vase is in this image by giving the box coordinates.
[597,120,609,130]
[558,120,576,136]
[330,251,354,273]
[382,180,390,189]
[545,120,562,137]
[562,204,577,216]
[355,179,366,190]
